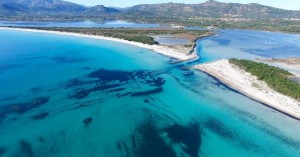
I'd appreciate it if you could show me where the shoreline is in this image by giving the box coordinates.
[188,33,215,54]
[218,27,300,35]
[0,27,199,61]
[194,59,300,120]
[256,58,300,76]
[257,58,300,83]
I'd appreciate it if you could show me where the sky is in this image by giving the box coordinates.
[65,0,300,10]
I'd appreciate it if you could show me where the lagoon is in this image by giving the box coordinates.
[197,29,300,63]
[152,35,191,45]
[0,29,300,157]
[0,20,161,28]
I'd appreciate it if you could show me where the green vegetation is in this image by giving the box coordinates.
[2,0,300,34]
[126,18,300,34]
[116,35,157,45]
[229,59,300,100]
[41,28,160,45]
[180,19,300,34]
[15,27,209,45]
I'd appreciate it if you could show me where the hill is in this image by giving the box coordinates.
[1,0,300,19]
[125,0,300,19]
[0,0,119,17]
[0,0,86,13]
[1,0,299,33]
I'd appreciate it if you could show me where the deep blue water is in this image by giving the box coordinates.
[0,20,161,28]
[0,29,300,157]
[197,29,300,63]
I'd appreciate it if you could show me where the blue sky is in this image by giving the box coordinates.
[65,0,300,10]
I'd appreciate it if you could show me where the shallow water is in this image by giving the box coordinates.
[197,29,300,63]
[1,29,300,157]
[0,20,209,30]
[153,35,190,45]
[0,20,161,28]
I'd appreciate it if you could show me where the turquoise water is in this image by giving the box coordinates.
[1,29,300,157]
[197,29,300,63]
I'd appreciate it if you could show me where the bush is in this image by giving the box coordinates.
[229,59,300,100]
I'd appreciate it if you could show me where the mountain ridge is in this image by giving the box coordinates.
[0,0,118,14]
[124,1,300,19]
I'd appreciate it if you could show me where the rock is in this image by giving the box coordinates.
[144,99,150,103]
[31,112,49,120]
[19,140,34,156]
[70,90,90,99]
[38,137,45,143]
[30,97,49,108]
[0,146,7,156]
[83,117,93,126]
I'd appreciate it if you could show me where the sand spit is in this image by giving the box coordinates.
[0,27,198,61]
[194,59,300,120]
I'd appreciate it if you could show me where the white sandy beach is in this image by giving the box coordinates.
[194,59,300,120]
[0,27,197,61]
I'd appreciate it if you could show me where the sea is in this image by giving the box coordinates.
[0,21,300,157]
